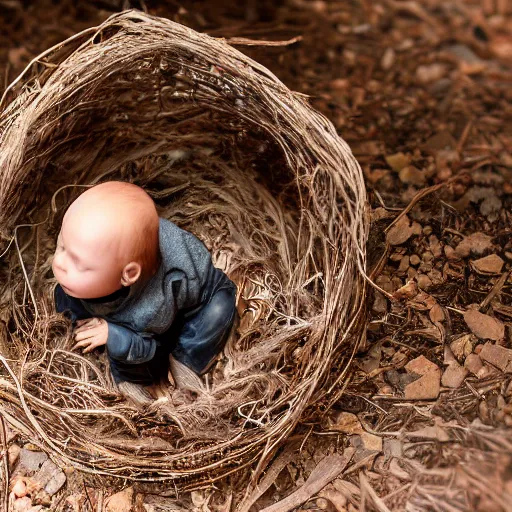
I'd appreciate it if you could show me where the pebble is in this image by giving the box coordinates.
[410,254,421,266]
[12,479,27,498]
[385,152,410,172]
[399,166,426,186]
[106,488,134,512]
[398,256,410,273]
[464,310,505,341]
[316,498,330,510]
[442,362,468,388]
[416,274,432,290]
[416,63,447,84]
[381,48,396,70]
[13,497,33,512]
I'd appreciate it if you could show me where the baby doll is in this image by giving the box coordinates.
[52,181,237,397]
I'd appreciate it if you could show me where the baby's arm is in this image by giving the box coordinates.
[106,323,157,364]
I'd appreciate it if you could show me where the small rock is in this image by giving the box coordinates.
[329,412,363,434]
[410,254,421,266]
[444,245,458,260]
[423,131,458,152]
[411,222,422,235]
[442,362,468,388]
[106,487,134,512]
[398,255,410,273]
[479,343,512,372]
[13,497,32,512]
[464,353,484,376]
[454,232,493,258]
[14,450,48,478]
[360,432,382,451]
[372,291,388,314]
[399,166,426,186]
[480,193,503,220]
[471,254,505,274]
[376,274,393,292]
[416,63,447,84]
[422,251,434,262]
[316,497,330,510]
[404,355,441,400]
[381,47,396,70]
[12,479,27,498]
[385,152,410,172]
[416,274,432,290]
[464,309,505,341]
[383,439,403,457]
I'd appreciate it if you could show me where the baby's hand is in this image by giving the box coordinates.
[73,317,108,354]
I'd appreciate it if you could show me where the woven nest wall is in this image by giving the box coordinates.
[0,11,368,489]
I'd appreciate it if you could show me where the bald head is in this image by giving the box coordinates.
[53,182,160,299]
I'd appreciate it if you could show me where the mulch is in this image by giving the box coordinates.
[1,0,511,510]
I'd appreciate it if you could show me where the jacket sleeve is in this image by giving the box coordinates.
[54,285,93,323]
[106,322,157,364]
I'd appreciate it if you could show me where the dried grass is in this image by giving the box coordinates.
[0,11,367,488]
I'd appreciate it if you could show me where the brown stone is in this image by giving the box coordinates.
[385,152,410,171]
[442,362,468,388]
[106,488,134,512]
[416,274,432,290]
[399,166,426,186]
[454,232,493,258]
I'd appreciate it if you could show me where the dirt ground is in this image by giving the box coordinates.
[1,0,511,510]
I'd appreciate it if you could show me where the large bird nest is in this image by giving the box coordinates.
[0,11,368,490]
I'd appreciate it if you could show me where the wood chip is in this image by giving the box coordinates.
[404,355,441,400]
[471,254,505,274]
[463,309,505,341]
[454,232,493,258]
[464,353,484,377]
[260,450,355,512]
[479,343,512,372]
[442,362,468,388]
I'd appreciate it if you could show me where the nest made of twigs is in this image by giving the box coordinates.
[0,10,368,491]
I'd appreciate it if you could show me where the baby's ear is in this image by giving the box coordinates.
[121,262,141,286]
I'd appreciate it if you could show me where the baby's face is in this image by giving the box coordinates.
[51,213,124,299]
